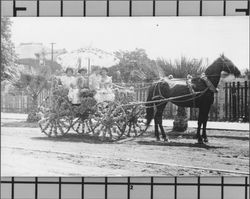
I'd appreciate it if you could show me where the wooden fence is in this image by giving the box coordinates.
[1,81,249,122]
[1,90,50,114]
[1,92,29,113]
[224,81,249,122]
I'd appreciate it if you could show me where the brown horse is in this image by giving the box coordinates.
[145,55,241,144]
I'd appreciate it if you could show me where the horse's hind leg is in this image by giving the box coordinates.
[159,118,168,142]
[154,118,160,141]
[158,105,168,142]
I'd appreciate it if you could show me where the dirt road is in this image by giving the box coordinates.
[1,125,249,176]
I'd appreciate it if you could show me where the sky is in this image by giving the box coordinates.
[10,17,249,71]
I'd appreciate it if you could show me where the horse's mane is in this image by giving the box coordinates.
[205,56,223,75]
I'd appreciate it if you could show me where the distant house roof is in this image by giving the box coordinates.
[15,43,67,60]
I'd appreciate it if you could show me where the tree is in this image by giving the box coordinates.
[157,56,206,78]
[243,69,250,79]
[1,17,17,81]
[13,73,50,122]
[110,49,159,83]
[157,56,206,132]
[11,58,62,122]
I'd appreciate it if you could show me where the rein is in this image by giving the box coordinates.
[119,89,208,109]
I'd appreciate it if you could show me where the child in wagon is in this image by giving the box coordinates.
[77,68,89,91]
[76,68,96,98]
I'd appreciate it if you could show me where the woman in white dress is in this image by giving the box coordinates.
[59,67,80,104]
[77,68,89,90]
[94,67,115,103]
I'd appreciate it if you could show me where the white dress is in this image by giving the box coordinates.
[94,76,115,103]
[60,75,80,104]
[60,76,76,90]
[89,73,101,90]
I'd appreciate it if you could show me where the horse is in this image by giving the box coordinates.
[145,55,241,144]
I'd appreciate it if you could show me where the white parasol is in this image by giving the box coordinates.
[56,47,119,73]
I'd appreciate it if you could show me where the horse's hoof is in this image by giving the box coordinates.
[163,136,169,142]
[197,138,203,144]
[202,135,208,142]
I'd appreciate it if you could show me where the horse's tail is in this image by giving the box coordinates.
[145,86,155,126]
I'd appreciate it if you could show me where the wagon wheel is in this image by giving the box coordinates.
[126,105,148,137]
[38,94,73,137]
[88,101,127,141]
[72,117,90,135]
[39,115,72,137]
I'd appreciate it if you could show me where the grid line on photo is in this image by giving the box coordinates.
[0,0,249,17]
[0,176,249,199]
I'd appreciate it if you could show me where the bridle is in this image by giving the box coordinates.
[219,56,235,75]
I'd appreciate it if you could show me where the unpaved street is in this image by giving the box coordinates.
[1,124,249,176]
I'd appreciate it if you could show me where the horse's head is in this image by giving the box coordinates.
[219,54,241,78]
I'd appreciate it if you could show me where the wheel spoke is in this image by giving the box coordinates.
[73,119,85,134]
[132,123,138,136]
[57,118,71,135]
[57,121,66,135]
[127,123,132,136]
[48,121,54,137]
[107,128,113,140]
[54,121,58,136]
[102,127,107,139]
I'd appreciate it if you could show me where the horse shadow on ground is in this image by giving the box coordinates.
[32,133,114,144]
[136,140,225,149]
[136,131,227,149]
[146,130,249,141]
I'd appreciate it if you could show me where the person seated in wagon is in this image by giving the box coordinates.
[77,68,89,91]
[58,67,81,105]
[92,67,115,103]
[76,67,98,99]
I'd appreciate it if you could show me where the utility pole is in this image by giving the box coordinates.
[50,42,56,62]
[49,42,56,78]
[49,42,55,108]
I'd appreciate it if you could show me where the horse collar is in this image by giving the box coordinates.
[201,74,218,93]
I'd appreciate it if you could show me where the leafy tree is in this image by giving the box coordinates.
[1,17,17,81]
[110,49,159,83]
[156,56,206,78]
[243,69,250,79]
[11,59,62,122]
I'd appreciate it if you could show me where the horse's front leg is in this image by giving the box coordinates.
[157,108,168,142]
[202,106,210,143]
[196,109,203,144]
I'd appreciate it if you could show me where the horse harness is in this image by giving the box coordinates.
[150,74,218,112]
[200,73,218,93]
[152,76,197,100]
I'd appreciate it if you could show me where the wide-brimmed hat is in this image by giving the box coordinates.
[78,68,87,73]
[100,67,108,72]
[65,67,74,73]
